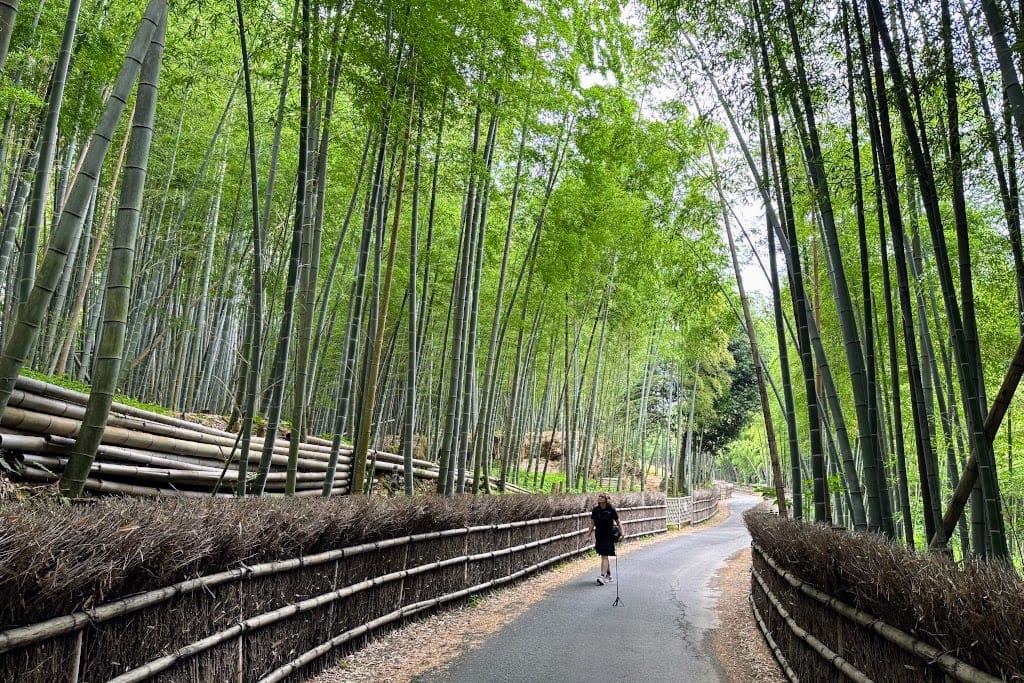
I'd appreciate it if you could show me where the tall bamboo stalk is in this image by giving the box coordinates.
[0,0,17,75]
[866,0,1007,556]
[59,6,167,498]
[18,0,81,319]
[402,98,424,496]
[709,137,787,516]
[352,79,416,495]
[0,0,164,417]
[257,0,312,497]
[744,11,831,523]
[437,102,482,495]
[234,0,264,497]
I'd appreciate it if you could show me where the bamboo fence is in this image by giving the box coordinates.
[0,504,667,682]
[0,376,525,496]
[750,543,1003,682]
[666,487,721,526]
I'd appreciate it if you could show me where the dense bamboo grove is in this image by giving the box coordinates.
[0,0,1022,567]
[0,0,736,506]
[662,0,1024,564]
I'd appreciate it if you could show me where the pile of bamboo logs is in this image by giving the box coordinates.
[0,376,452,497]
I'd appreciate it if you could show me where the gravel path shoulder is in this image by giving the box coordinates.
[710,546,786,682]
[311,498,784,682]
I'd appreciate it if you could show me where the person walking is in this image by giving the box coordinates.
[587,493,624,585]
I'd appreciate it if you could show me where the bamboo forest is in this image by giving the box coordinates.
[2,0,1024,569]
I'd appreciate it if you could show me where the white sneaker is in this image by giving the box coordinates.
[605,574,614,583]
[596,575,605,585]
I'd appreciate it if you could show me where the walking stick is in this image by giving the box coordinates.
[612,554,623,607]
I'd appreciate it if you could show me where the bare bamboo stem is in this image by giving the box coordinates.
[7,377,521,492]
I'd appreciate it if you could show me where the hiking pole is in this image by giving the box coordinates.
[612,554,623,607]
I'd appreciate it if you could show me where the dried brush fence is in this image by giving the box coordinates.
[0,376,508,497]
[745,511,1023,682]
[0,493,666,682]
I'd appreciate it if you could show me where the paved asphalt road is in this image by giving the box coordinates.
[414,494,762,683]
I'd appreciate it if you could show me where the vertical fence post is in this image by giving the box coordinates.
[69,629,83,683]
[323,557,342,672]
[464,529,470,587]
[235,575,245,683]
[399,540,409,604]
[836,612,843,659]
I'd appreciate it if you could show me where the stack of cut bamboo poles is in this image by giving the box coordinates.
[0,376,453,497]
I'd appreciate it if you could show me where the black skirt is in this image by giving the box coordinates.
[594,532,616,556]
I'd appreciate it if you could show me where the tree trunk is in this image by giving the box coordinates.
[850,4,915,545]
[957,0,1024,326]
[866,0,1007,557]
[18,0,81,318]
[324,39,403,495]
[352,80,415,495]
[476,91,531,494]
[402,99,424,496]
[843,0,893,536]
[746,11,830,523]
[978,0,1024,149]
[0,0,18,75]
[60,6,167,497]
[858,1,944,544]
[709,137,787,516]
[285,0,315,496]
[778,0,878,529]
[465,98,500,493]
[53,109,134,377]
[437,102,482,494]
[233,0,264,496]
[254,0,312,496]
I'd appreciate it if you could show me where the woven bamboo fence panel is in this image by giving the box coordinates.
[666,488,720,526]
[750,543,1001,683]
[1,504,666,682]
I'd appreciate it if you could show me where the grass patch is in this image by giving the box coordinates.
[20,369,175,416]
[498,467,637,495]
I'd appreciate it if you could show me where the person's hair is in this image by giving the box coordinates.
[596,493,615,510]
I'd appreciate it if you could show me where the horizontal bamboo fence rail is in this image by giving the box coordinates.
[750,543,1002,682]
[0,376,526,496]
[0,504,667,682]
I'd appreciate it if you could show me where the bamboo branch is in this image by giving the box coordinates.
[938,334,1024,540]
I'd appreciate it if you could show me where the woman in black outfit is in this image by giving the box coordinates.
[587,493,624,584]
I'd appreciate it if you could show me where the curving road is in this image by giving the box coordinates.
[414,494,762,683]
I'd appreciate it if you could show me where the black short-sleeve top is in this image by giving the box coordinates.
[591,505,619,537]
